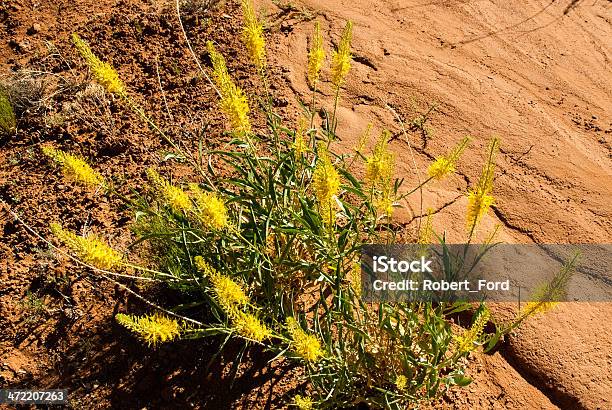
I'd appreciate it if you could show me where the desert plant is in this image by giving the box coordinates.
[29,2,574,408]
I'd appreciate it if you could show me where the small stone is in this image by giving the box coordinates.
[27,24,42,35]
[274,97,288,108]
[17,41,31,51]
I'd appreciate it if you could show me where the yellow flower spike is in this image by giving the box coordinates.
[189,184,228,230]
[418,208,434,245]
[331,21,353,88]
[313,145,341,226]
[221,88,251,135]
[193,255,213,273]
[72,34,126,97]
[213,274,250,310]
[42,145,106,188]
[365,131,395,217]
[453,308,490,355]
[293,395,315,410]
[207,41,232,94]
[356,123,372,154]
[198,260,269,342]
[194,256,249,307]
[50,223,122,270]
[348,262,362,299]
[517,252,579,321]
[519,299,558,320]
[146,169,192,214]
[241,0,266,71]
[307,21,325,88]
[365,130,394,188]
[293,117,309,157]
[115,313,181,347]
[313,145,340,201]
[466,137,499,230]
[207,41,252,134]
[233,311,272,342]
[466,190,495,229]
[195,257,269,342]
[373,195,393,218]
[427,136,470,180]
[286,317,324,363]
[395,374,408,391]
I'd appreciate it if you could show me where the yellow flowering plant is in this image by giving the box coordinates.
[33,11,571,410]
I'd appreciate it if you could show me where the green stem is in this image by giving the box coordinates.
[310,81,318,129]
[330,85,341,146]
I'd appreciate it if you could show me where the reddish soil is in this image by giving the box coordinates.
[1,0,610,409]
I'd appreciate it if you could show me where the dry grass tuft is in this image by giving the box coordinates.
[0,71,52,116]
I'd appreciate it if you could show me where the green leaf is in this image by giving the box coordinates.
[448,374,472,387]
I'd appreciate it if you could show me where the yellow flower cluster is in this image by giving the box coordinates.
[241,0,266,71]
[213,274,250,308]
[307,21,325,88]
[348,262,362,299]
[331,21,353,88]
[466,138,499,230]
[293,395,314,410]
[72,34,126,96]
[207,41,252,134]
[194,256,271,342]
[356,123,372,154]
[466,190,494,230]
[395,374,407,391]
[42,145,106,188]
[286,317,324,362]
[293,117,309,157]
[365,131,394,186]
[195,256,249,310]
[233,311,272,342]
[427,136,470,180]
[519,299,558,320]
[115,313,181,347]
[312,146,340,226]
[453,308,490,355]
[146,169,191,213]
[374,196,394,218]
[50,223,121,270]
[189,184,229,230]
[366,131,395,217]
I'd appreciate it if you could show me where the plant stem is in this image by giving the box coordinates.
[330,85,341,145]
[310,81,318,129]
